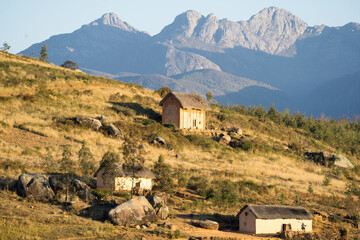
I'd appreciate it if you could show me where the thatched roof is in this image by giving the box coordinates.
[159,92,210,110]
[95,164,155,179]
[240,205,314,220]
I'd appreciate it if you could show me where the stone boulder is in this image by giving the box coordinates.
[218,133,231,144]
[234,128,243,135]
[155,137,166,145]
[147,194,165,209]
[75,117,102,130]
[156,206,169,220]
[77,189,96,203]
[48,174,70,193]
[18,174,55,201]
[192,220,219,230]
[108,196,157,226]
[139,144,149,153]
[334,154,354,169]
[108,124,122,138]
[71,179,90,191]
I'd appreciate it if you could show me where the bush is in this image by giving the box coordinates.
[187,175,210,197]
[185,134,219,151]
[211,179,239,206]
[61,60,79,70]
[345,182,360,198]
[163,123,176,131]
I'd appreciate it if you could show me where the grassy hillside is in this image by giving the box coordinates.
[0,51,359,239]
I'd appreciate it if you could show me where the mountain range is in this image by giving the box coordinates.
[19,7,360,118]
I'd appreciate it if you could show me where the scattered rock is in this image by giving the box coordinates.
[147,194,165,209]
[192,220,219,230]
[71,179,89,191]
[175,154,181,159]
[168,145,174,151]
[135,225,141,229]
[168,224,177,231]
[58,194,67,202]
[218,133,231,144]
[100,115,111,124]
[334,154,354,169]
[141,225,147,229]
[18,174,55,201]
[234,128,242,135]
[156,205,169,220]
[108,124,122,138]
[148,223,157,229]
[155,137,166,145]
[108,196,157,226]
[75,117,102,130]
[139,144,149,153]
[313,210,329,221]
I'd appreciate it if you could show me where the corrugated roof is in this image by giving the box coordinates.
[96,163,155,179]
[159,92,210,110]
[240,204,314,220]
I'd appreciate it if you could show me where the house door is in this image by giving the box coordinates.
[282,224,291,232]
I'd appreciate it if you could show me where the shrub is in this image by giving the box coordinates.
[322,175,331,186]
[211,179,239,206]
[345,182,360,198]
[187,175,210,197]
[163,123,176,131]
[185,134,219,151]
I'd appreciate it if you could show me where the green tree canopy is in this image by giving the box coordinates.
[61,60,79,70]
[206,91,213,102]
[39,43,48,62]
[0,42,10,52]
[152,155,174,193]
[78,141,97,177]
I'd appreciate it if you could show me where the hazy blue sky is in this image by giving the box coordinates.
[1,0,360,53]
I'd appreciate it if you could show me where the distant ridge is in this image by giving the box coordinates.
[19,7,360,118]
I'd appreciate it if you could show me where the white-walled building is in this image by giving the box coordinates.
[95,164,155,192]
[238,205,314,234]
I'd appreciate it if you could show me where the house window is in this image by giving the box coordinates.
[245,212,248,216]
[244,222,246,227]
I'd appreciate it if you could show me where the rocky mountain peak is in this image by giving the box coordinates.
[88,12,141,33]
[155,10,204,40]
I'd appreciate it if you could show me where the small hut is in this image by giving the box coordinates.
[238,204,314,234]
[95,164,155,192]
[159,92,210,130]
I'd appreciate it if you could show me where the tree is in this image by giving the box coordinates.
[206,91,213,102]
[39,43,48,62]
[122,136,145,198]
[61,60,79,70]
[152,155,174,193]
[78,141,96,177]
[0,42,10,52]
[60,145,75,202]
[99,150,121,181]
[155,87,172,98]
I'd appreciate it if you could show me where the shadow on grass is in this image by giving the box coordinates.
[108,102,161,122]
[79,202,117,222]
